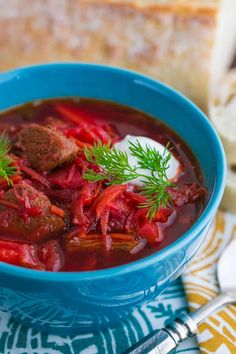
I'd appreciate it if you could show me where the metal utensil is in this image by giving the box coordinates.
[124,238,236,354]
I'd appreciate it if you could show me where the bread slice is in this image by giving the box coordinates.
[210,70,236,213]
[210,70,236,165]
[221,168,236,214]
[0,0,235,111]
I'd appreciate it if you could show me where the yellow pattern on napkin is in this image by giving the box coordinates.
[182,211,236,354]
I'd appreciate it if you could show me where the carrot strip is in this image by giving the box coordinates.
[74,139,93,149]
[0,175,22,189]
[96,185,126,218]
[11,175,22,184]
[51,205,65,218]
[54,103,94,125]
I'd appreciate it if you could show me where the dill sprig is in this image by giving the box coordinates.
[0,133,17,186]
[84,140,175,221]
[84,142,139,184]
[140,177,174,221]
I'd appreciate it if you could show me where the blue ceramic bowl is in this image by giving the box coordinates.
[0,64,226,334]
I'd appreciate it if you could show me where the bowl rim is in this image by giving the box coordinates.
[0,63,227,281]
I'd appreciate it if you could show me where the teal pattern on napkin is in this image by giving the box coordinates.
[0,280,199,354]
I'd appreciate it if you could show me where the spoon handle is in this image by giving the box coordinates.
[124,293,233,354]
[124,312,197,354]
[191,292,233,325]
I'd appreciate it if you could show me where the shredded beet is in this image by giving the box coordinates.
[169,184,206,207]
[38,240,64,272]
[0,240,44,270]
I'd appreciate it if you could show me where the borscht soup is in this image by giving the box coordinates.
[0,99,206,272]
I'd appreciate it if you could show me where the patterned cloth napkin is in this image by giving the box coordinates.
[0,280,199,354]
[182,211,236,354]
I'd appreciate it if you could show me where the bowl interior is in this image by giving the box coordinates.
[0,63,226,279]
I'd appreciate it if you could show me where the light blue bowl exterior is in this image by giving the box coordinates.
[0,64,226,334]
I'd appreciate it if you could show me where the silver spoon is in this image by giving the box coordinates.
[124,238,236,354]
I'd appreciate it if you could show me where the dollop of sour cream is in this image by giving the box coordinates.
[113,135,180,186]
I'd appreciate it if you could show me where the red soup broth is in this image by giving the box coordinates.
[0,99,207,271]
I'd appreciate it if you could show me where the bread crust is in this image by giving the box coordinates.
[81,0,219,16]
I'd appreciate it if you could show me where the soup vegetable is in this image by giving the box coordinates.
[0,99,206,271]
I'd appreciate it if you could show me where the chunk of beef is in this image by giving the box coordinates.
[0,182,66,242]
[15,124,79,171]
